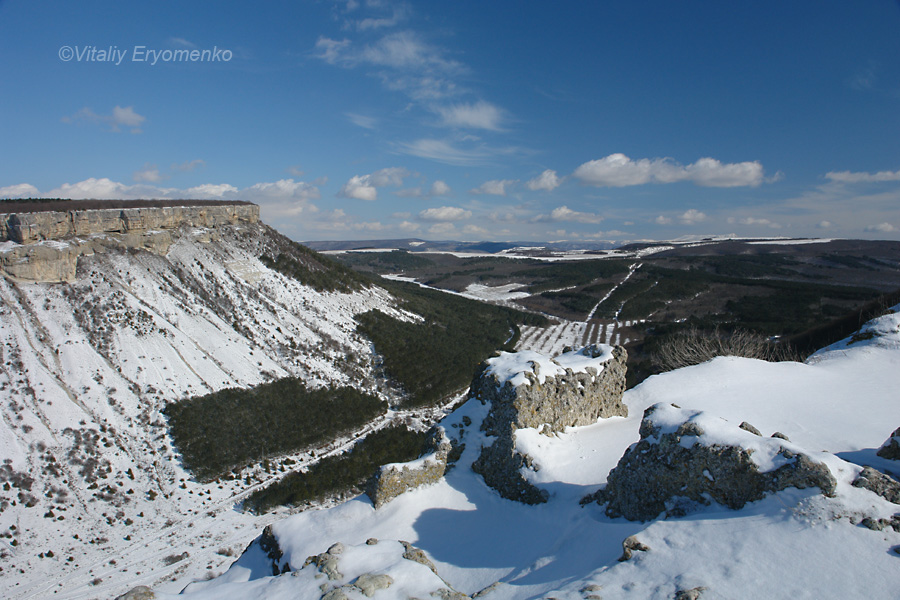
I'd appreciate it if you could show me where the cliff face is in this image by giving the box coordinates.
[0,203,259,244]
[0,204,259,282]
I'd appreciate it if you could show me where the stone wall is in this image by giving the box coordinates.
[0,203,259,244]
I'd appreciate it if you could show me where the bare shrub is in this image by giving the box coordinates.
[653,326,797,372]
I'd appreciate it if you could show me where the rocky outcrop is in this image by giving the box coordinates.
[366,428,454,509]
[853,466,900,504]
[1,203,259,244]
[877,427,900,461]
[592,403,837,521]
[0,204,256,282]
[471,345,627,504]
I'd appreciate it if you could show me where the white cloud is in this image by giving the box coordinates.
[112,106,146,131]
[865,222,896,233]
[340,175,378,201]
[437,100,505,131]
[573,153,765,188]
[397,220,420,233]
[396,139,492,166]
[678,209,707,225]
[133,164,163,183]
[825,169,900,184]
[173,159,206,172]
[183,183,240,198]
[45,177,145,199]
[736,217,781,228]
[428,222,456,236]
[314,37,352,64]
[243,179,320,201]
[429,180,451,196]
[361,31,460,72]
[534,205,603,224]
[470,179,515,196]
[0,183,39,198]
[817,220,833,229]
[346,113,377,129]
[526,169,561,191]
[62,105,146,134]
[418,206,472,221]
[339,167,410,201]
[655,215,673,225]
[462,224,489,236]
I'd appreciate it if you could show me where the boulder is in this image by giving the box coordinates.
[595,403,837,521]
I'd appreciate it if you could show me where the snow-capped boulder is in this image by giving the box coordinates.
[876,426,900,461]
[593,403,837,521]
[470,345,627,503]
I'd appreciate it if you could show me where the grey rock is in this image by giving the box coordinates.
[367,428,455,509]
[739,422,762,436]
[471,345,627,504]
[876,427,900,461]
[618,535,650,562]
[852,466,900,504]
[771,432,790,441]
[115,586,155,600]
[600,403,837,521]
[674,587,707,600]
[366,537,379,545]
[430,588,471,600]
[321,589,349,600]
[401,541,438,574]
[353,573,394,597]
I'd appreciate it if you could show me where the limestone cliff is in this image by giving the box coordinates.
[0,202,259,244]
[0,202,259,282]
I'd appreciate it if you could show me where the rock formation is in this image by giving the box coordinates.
[366,427,455,509]
[877,426,900,461]
[590,403,837,521]
[470,345,628,503]
[0,203,259,244]
[0,203,258,282]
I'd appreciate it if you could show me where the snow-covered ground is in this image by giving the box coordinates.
[0,224,421,600]
[164,308,900,599]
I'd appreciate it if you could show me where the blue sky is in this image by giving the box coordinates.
[1,1,899,243]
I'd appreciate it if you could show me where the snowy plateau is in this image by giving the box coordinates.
[0,216,898,600]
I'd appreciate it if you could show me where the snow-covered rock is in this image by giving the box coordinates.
[591,403,837,521]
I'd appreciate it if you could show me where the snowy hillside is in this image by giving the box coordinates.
[0,221,416,599]
[166,308,900,600]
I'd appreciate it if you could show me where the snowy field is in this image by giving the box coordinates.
[156,308,900,600]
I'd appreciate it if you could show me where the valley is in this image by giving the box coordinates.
[0,203,898,599]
